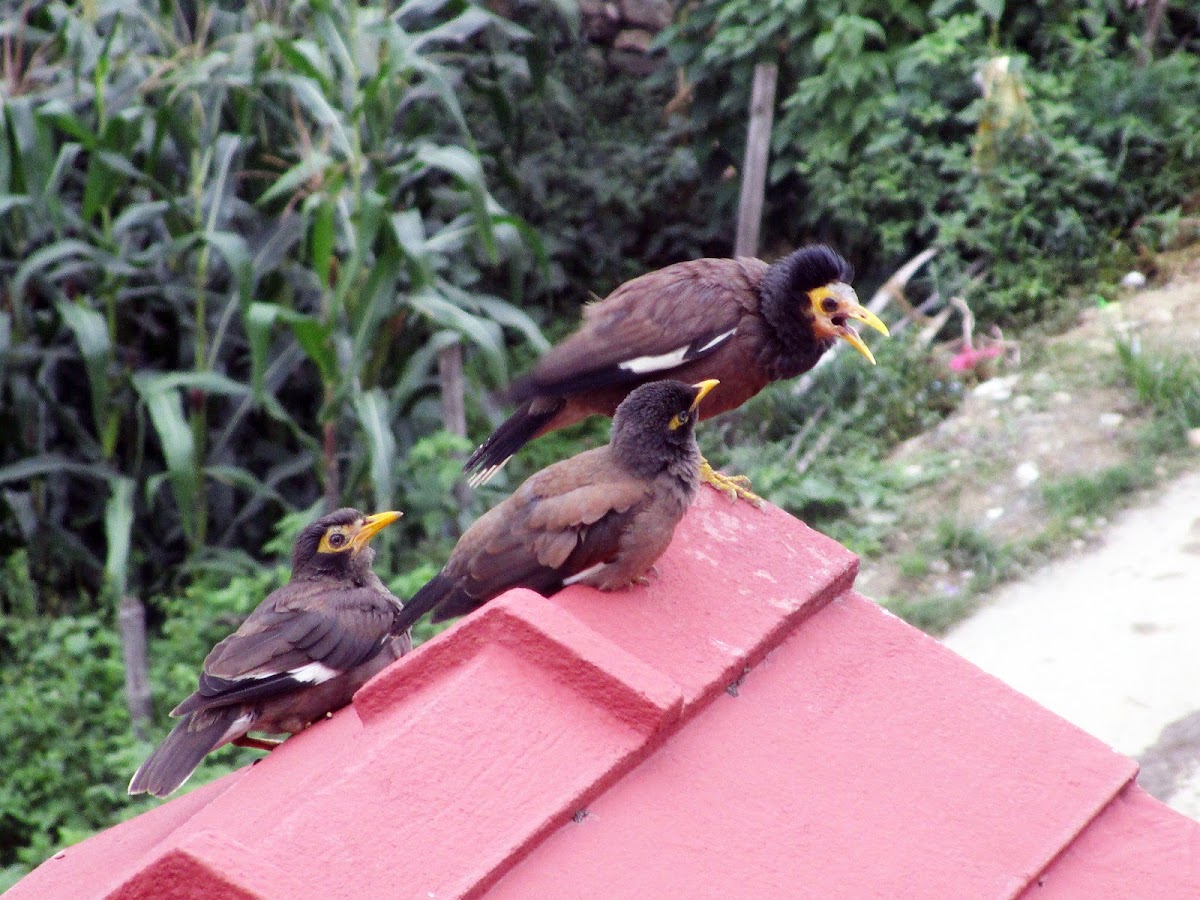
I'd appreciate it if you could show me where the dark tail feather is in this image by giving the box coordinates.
[464,398,562,487]
[392,570,456,636]
[128,707,248,798]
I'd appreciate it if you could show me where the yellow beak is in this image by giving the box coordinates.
[835,289,889,366]
[351,510,404,553]
[690,379,720,411]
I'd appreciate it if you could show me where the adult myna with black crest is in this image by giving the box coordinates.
[394,379,717,633]
[129,508,406,798]
[465,245,888,501]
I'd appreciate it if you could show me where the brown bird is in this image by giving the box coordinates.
[465,245,888,500]
[129,508,406,798]
[393,379,716,633]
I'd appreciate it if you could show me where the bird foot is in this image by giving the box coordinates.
[699,459,764,506]
[633,564,661,587]
[233,736,283,752]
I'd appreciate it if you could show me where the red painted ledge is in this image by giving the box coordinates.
[11,490,1200,900]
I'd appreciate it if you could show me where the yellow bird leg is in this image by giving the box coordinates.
[699,457,764,507]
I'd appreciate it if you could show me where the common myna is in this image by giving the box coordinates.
[393,379,717,633]
[129,508,406,798]
[465,245,888,500]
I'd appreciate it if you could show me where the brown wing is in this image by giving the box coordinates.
[432,448,651,620]
[171,581,401,717]
[511,258,766,401]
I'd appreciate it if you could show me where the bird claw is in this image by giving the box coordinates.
[633,564,661,587]
[698,458,764,507]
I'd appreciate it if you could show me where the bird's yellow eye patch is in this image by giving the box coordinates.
[318,525,354,554]
[668,410,691,431]
[808,284,839,317]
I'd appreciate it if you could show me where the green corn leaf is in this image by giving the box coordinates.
[81,150,123,222]
[408,286,505,381]
[275,37,332,91]
[103,476,135,597]
[490,213,549,272]
[245,302,337,394]
[410,7,530,51]
[131,372,198,541]
[390,209,432,278]
[54,299,113,440]
[205,465,286,508]
[313,10,356,101]
[0,195,32,216]
[352,387,397,513]
[205,230,253,308]
[13,239,103,301]
[310,198,335,287]
[471,295,549,352]
[110,199,170,237]
[421,215,471,257]
[44,142,84,207]
[38,100,98,149]
[146,370,254,398]
[0,455,116,485]
[350,251,400,371]
[414,143,496,262]
[268,74,352,160]
[257,149,334,206]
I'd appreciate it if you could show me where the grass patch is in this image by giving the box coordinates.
[1115,340,1200,438]
[897,552,931,580]
[887,594,982,636]
[1041,462,1154,521]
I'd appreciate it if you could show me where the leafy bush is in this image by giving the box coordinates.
[663,1,1200,325]
[462,6,731,319]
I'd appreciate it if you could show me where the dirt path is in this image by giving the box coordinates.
[852,250,1200,817]
[857,252,1200,621]
[942,468,1200,818]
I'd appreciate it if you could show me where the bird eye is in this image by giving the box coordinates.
[677,410,690,425]
[821,297,838,314]
[328,531,347,548]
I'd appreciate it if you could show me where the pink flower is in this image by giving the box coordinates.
[949,345,1003,372]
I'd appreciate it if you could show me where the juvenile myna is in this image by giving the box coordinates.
[129,508,406,798]
[393,379,716,633]
[465,245,888,500]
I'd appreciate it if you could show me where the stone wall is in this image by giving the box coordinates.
[578,0,673,74]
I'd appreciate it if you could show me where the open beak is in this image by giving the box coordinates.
[351,510,403,554]
[826,284,889,366]
[690,379,720,411]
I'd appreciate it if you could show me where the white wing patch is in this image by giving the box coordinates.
[288,661,340,684]
[616,327,737,375]
[244,661,339,684]
[562,562,608,587]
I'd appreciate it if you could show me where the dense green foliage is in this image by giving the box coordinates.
[2,0,1198,882]
[1,0,550,608]
[664,0,1200,324]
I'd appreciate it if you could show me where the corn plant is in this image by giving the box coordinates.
[0,0,548,608]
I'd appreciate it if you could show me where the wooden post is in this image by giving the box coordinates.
[734,62,778,258]
[118,595,153,740]
[1137,0,1167,67]
[438,338,471,512]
